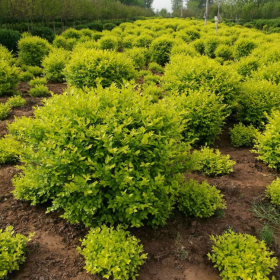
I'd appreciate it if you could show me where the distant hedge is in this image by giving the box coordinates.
[0,29,21,53]
[30,26,55,43]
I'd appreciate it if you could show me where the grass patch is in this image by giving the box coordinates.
[252,201,280,229]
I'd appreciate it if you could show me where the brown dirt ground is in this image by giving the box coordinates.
[1,82,280,280]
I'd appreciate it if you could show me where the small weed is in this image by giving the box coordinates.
[252,202,280,228]
[215,208,226,218]
[258,224,274,247]
[225,225,237,232]
[175,232,188,260]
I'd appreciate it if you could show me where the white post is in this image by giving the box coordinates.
[215,16,218,34]
[218,0,221,19]
[204,0,209,25]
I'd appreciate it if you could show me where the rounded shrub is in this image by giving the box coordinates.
[24,66,43,77]
[125,47,145,70]
[244,22,254,28]
[29,84,49,97]
[171,44,198,57]
[21,32,31,39]
[0,45,14,64]
[204,37,220,58]
[134,34,153,48]
[64,38,78,51]
[150,36,175,66]
[92,32,104,42]
[140,47,151,64]
[261,46,280,64]
[0,29,21,53]
[139,70,150,77]
[73,41,98,51]
[18,36,52,66]
[64,49,137,88]
[19,71,34,82]
[193,39,205,55]
[171,90,227,145]
[233,39,257,60]
[229,123,257,148]
[254,111,280,169]
[142,84,164,102]
[0,226,33,279]
[81,34,95,42]
[184,28,200,41]
[208,230,277,280]
[61,28,81,39]
[29,77,47,88]
[77,226,147,280]
[98,36,118,50]
[0,60,20,96]
[236,56,260,77]
[237,80,280,128]
[53,35,67,49]
[0,103,11,121]
[9,84,190,228]
[87,22,103,32]
[42,48,70,82]
[7,95,26,108]
[103,23,117,31]
[80,29,94,37]
[266,178,280,207]
[0,135,22,164]
[143,74,161,86]
[175,31,191,43]
[75,25,88,31]
[148,62,164,74]
[178,179,226,218]
[215,44,232,61]
[192,146,236,176]
[253,63,280,85]
[122,35,136,49]
[163,55,240,105]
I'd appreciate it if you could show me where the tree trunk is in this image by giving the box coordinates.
[61,17,64,31]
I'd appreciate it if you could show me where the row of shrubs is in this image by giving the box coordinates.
[0,19,143,53]
[3,223,277,280]
[1,18,142,34]
[243,18,280,29]
[2,41,279,132]
[224,18,280,33]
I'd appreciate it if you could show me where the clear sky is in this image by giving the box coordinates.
[152,0,172,12]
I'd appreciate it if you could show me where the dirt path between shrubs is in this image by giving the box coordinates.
[1,82,280,280]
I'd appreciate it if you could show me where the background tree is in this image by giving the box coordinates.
[172,0,183,11]
[0,0,154,31]
[145,0,154,9]
[158,8,170,17]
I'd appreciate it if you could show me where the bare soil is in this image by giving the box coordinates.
[1,82,280,280]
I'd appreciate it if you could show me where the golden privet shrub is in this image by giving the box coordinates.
[254,111,280,169]
[64,49,137,88]
[208,230,277,280]
[162,55,240,105]
[9,84,190,228]
[77,226,147,280]
[18,36,52,66]
[0,60,19,96]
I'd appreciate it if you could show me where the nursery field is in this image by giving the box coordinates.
[1,18,280,280]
